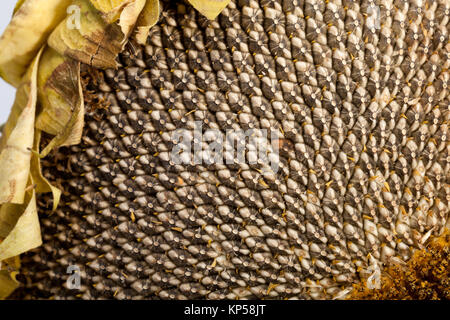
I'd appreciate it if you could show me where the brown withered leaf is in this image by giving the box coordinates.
[135,0,160,45]
[35,47,85,153]
[38,53,84,157]
[48,0,125,70]
[36,48,78,136]
[0,49,42,205]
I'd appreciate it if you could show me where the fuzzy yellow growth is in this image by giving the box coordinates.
[349,230,450,300]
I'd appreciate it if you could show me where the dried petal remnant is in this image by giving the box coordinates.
[0,51,44,298]
[0,52,41,204]
[0,0,72,86]
[135,0,160,45]
[349,231,450,300]
[48,0,125,69]
[188,0,231,20]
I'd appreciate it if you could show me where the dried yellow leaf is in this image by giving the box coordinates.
[89,0,133,22]
[0,202,26,239]
[118,0,146,39]
[35,47,84,151]
[90,0,130,11]
[135,0,160,45]
[38,56,85,158]
[0,0,72,87]
[48,0,124,69]
[0,79,29,150]
[0,190,41,262]
[13,0,27,14]
[0,49,42,205]
[187,0,230,20]
[35,48,73,136]
[0,271,19,299]
[30,130,62,212]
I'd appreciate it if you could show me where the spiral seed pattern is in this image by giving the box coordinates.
[15,0,449,300]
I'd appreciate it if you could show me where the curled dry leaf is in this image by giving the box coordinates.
[119,0,147,40]
[0,270,20,299]
[88,0,148,39]
[0,49,44,299]
[187,0,231,20]
[13,0,27,13]
[0,202,28,240]
[48,0,148,69]
[89,0,134,23]
[0,190,41,262]
[48,0,125,69]
[35,47,85,156]
[0,0,72,87]
[30,131,62,212]
[0,50,42,205]
[36,48,78,136]
[39,79,84,157]
[135,0,160,45]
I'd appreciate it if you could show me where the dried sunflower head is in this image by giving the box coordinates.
[0,0,448,300]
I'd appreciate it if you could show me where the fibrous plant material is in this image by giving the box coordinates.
[0,0,449,300]
[0,0,73,87]
[349,231,449,299]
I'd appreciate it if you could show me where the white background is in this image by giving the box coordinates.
[0,1,20,125]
